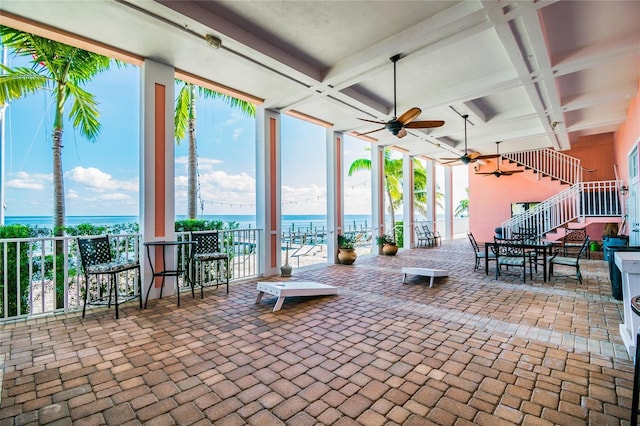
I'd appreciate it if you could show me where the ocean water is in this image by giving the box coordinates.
[5,214,373,233]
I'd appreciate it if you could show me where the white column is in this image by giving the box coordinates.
[402,153,415,248]
[327,131,344,263]
[425,158,436,228]
[140,59,176,301]
[0,47,6,225]
[372,145,385,253]
[444,166,453,240]
[256,107,281,277]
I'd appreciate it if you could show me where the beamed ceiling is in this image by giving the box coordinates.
[0,0,639,161]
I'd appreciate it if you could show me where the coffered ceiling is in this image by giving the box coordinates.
[1,0,638,161]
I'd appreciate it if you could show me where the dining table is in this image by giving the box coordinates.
[485,240,554,281]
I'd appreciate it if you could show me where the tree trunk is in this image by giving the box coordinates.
[53,131,65,235]
[53,127,65,309]
[385,175,396,241]
[187,85,197,219]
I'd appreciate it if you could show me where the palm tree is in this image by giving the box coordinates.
[174,81,256,219]
[348,148,428,239]
[0,26,117,236]
[455,188,469,217]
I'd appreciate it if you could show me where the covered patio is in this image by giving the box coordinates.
[0,239,631,424]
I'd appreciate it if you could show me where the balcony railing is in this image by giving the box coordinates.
[499,180,623,238]
[1,228,262,322]
[503,148,582,184]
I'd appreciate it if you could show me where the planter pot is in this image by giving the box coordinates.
[382,243,398,256]
[338,248,357,265]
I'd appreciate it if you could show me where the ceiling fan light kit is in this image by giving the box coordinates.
[357,54,444,139]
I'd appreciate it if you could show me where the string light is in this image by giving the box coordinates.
[198,179,371,209]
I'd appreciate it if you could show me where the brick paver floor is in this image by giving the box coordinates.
[0,238,635,425]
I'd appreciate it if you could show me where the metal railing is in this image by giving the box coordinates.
[1,228,262,322]
[503,148,582,184]
[500,180,623,238]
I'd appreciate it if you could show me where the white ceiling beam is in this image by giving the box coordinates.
[481,1,564,151]
[562,83,638,112]
[552,33,640,77]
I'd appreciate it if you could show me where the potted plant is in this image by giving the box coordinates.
[337,234,357,265]
[376,234,398,256]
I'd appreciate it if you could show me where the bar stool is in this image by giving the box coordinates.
[631,295,640,426]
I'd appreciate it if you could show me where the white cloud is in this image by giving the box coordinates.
[6,171,50,190]
[66,166,138,192]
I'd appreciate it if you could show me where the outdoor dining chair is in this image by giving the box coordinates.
[422,224,441,246]
[549,237,590,283]
[190,231,230,294]
[467,232,496,272]
[77,235,141,319]
[415,225,431,248]
[494,237,534,282]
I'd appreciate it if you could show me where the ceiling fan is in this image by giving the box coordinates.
[441,114,497,165]
[475,142,524,177]
[357,54,444,139]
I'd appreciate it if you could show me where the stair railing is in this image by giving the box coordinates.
[503,149,582,184]
[499,180,622,238]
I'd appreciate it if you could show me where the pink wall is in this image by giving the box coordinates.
[564,133,615,182]
[614,79,640,194]
[469,81,640,242]
[469,158,564,242]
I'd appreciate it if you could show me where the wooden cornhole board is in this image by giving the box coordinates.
[401,267,448,288]
[256,281,337,312]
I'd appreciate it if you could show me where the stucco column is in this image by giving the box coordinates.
[140,59,176,301]
[256,107,281,277]
[425,158,436,229]
[444,166,453,240]
[372,145,385,253]
[327,131,344,263]
[402,153,415,248]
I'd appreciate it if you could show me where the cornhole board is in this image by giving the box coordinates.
[401,267,448,288]
[256,281,337,312]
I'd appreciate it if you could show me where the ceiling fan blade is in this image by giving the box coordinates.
[404,120,445,129]
[396,128,408,138]
[500,170,524,175]
[397,107,421,125]
[358,118,386,125]
[475,154,500,160]
[357,127,386,136]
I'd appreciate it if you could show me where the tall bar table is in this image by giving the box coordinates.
[143,240,195,308]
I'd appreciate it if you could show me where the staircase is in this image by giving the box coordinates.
[497,149,623,238]
[503,148,582,185]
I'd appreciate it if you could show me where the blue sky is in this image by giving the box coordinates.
[2,56,466,219]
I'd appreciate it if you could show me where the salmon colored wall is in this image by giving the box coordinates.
[564,133,615,181]
[469,158,562,242]
[613,80,640,237]
[469,81,640,241]
[614,80,640,191]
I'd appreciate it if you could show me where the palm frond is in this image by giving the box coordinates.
[197,86,256,117]
[174,84,192,143]
[66,83,101,141]
[347,158,371,176]
[0,66,50,103]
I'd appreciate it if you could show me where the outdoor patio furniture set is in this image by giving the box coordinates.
[77,231,229,319]
[467,231,589,284]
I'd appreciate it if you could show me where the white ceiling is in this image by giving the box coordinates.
[1,0,639,161]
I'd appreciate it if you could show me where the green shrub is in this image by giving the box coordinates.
[0,225,34,317]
